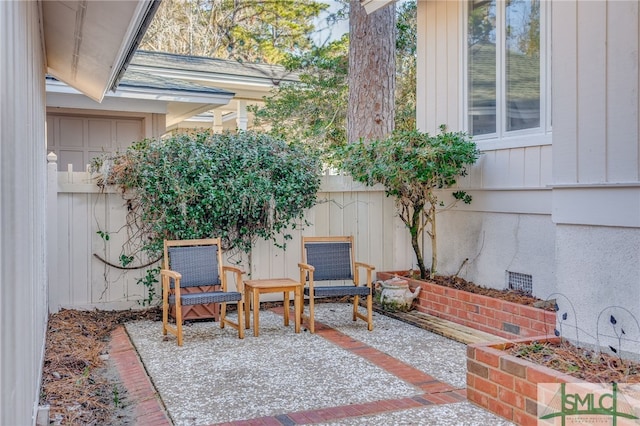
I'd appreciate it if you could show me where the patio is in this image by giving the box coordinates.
[118,303,514,425]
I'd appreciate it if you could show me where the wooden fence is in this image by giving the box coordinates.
[47,155,414,312]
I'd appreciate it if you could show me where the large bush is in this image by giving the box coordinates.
[98,131,321,257]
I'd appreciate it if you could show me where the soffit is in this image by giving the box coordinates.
[41,0,158,102]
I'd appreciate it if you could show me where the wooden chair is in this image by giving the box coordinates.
[298,236,375,333]
[161,238,244,346]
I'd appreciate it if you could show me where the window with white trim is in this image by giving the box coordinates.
[466,0,549,140]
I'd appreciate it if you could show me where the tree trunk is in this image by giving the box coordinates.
[347,0,396,144]
[428,203,437,279]
[406,200,427,279]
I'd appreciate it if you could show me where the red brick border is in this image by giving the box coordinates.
[110,306,472,426]
[214,307,468,425]
[377,271,557,340]
[467,336,581,426]
[109,326,171,426]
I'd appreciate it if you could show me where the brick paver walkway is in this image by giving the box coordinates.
[109,327,172,426]
[110,307,469,425]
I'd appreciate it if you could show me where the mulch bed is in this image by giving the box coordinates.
[398,273,640,383]
[399,272,551,308]
[40,286,635,424]
[507,340,640,384]
[40,308,161,425]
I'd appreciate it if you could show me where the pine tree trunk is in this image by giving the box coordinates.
[347,0,396,144]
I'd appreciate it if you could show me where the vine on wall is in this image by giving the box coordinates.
[92,131,322,302]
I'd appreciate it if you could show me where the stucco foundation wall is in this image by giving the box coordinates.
[423,210,556,301]
[554,224,640,355]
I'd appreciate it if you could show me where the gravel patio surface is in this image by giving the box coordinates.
[125,303,513,425]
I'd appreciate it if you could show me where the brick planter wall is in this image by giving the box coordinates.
[467,337,581,426]
[376,271,556,340]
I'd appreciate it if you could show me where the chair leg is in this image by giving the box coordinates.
[237,300,245,339]
[162,293,169,336]
[352,295,359,321]
[176,303,184,346]
[220,302,227,329]
[308,296,315,333]
[366,293,373,331]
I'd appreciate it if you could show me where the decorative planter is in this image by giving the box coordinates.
[376,271,556,340]
[170,285,221,322]
[377,275,421,311]
[467,337,580,426]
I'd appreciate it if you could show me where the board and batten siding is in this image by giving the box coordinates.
[552,0,640,228]
[49,170,413,311]
[551,0,640,354]
[415,0,555,297]
[417,0,462,134]
[0,1,49,425]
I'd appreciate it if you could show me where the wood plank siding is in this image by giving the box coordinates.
[0,1,49,424]
[553,0,640,183]
[552,0,640,228]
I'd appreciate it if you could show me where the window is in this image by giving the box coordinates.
[466,0,547,139]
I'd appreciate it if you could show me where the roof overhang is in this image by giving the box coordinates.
[46,77,234,126]
[360,0,395,14]
[41,0,160,102]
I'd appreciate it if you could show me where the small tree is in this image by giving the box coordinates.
[334,127,480,279]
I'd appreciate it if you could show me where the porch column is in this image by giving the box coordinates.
[212,110,224,133]
[236,100,248,131]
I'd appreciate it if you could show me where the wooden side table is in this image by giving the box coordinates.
[243,278,302,337]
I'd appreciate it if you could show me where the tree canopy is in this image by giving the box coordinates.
[140,0,328,64]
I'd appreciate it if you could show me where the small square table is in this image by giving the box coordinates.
[243,278,302,337]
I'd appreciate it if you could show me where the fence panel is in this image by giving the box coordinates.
[49,166,413,311]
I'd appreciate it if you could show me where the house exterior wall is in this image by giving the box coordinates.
[0,1,49,425]
[551,0,640,352]
[418,0,640,352]
[416,0,555,299]
[46,109,166,172]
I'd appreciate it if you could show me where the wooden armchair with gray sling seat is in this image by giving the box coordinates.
[298,236,375,333]
[161,238,245,346]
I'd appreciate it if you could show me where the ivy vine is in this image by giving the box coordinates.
[92,131,321,300]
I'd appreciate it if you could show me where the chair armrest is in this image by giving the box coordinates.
[160,269,182,297]
[355,262,375,271]
[160,269,182,280]
[221,265,245,293]
[222,265,244,275]
[298,262,315,271]
[298,263,315,290]
[354,262,375,287]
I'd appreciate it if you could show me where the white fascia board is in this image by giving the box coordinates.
[128,65,287,89]
[103,1,159,98]
[46,91,168,114]
[47,79,232,106]
[111,86,233,105]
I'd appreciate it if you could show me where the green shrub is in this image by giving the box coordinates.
[96,131,321,257]
[333,127,479,279]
